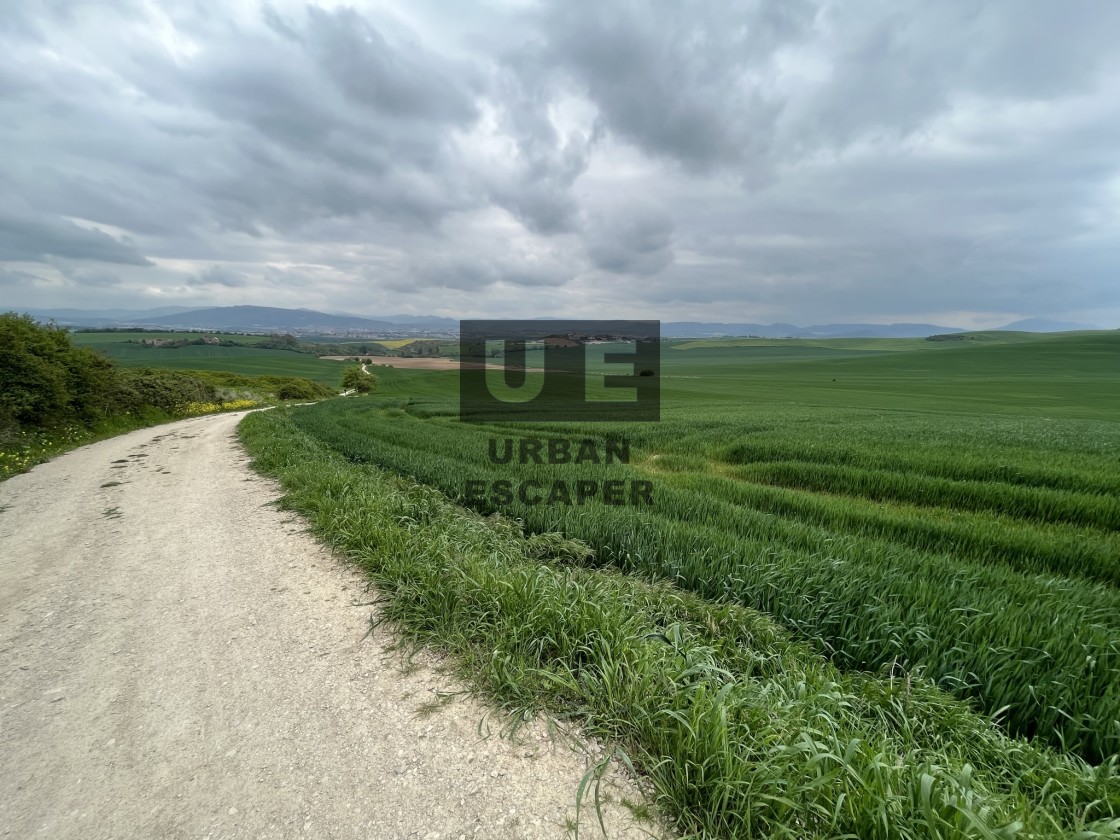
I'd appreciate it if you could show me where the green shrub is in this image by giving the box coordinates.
[1,314,78,427]
[276,380,321,400]
[341,365,376,394]
[177,370,334,401]
[112,368,218,414]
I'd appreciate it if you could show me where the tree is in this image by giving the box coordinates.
[0,313,112,430]
[341,365,376,394]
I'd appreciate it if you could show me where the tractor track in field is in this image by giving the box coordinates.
[0,411,652,840]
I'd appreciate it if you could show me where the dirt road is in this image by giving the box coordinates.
[0,413,651,840]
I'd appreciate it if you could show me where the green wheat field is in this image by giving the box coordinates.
[239,330,1120,839]
[72,332,346,386]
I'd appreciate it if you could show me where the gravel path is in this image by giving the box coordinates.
[0,412,654,840]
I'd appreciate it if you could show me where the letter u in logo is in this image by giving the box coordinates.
[483,339,544,403]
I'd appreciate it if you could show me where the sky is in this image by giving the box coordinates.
[1,0,1119,328]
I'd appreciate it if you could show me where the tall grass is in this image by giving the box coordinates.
[718,439,1120,497]
[725,460,1120,530]
[668,467,1120,587]
[283,399,1120,762]
[240,407,1120,839]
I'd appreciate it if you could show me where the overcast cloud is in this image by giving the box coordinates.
[1,0,1118,327]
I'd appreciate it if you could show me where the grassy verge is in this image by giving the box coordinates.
[0,401,260,481]
[239,406,1120,840]
[1,409,171,480]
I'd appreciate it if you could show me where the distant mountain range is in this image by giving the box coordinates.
[17,305,458,334]
[662,322,965,338]
[10,305,1102,337]
[662,318,1102,337]
[18,305,202,323]
[998,318,1100,332]
[147,306,457,333]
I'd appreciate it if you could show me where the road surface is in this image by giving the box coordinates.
[0,412,652,840]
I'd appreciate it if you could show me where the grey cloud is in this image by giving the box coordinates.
[491,186,579,236]
[188,266,251,288]
[790,2,1120,154]
[401,256,496,292]
[534,1,817,170]
[585,205,674,275]
[52,265,127,288]
[294,6,480,124]
[0,0,137,40]
[0,199,152,265]
[534,1,1120,176]
[1,0,1119,326]
[404,248,572,292]
[485,62,603,233]
[1,3,485,245]
[0,266,42,288]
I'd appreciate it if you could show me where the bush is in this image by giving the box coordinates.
[113,368,218,414]
[341,365,376,394]
[257,333,303,351]
[0,313,120,429]
[276,380,321,400]
[178,370,334,401]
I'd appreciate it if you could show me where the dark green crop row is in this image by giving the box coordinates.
[666,467,1120,587]
[286,399,1120,763]
[727,460,1120,530]
[718,438,1120,497]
